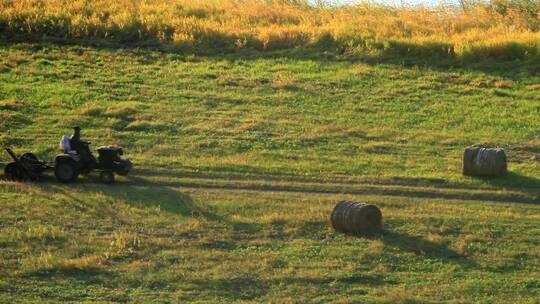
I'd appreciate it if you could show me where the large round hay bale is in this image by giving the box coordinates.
[330,201,383,235]
[462,147,507,177]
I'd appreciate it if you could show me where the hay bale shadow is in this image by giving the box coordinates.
[469,172,540,189]
[377,231,477,269]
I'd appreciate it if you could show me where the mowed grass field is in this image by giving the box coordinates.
[0,42,539,303]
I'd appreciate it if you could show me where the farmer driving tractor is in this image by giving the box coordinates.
[4,126,132,183]
[69,126,94,163]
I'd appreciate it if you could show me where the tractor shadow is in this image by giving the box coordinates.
[82,175,224,221]
[31,174,265,236]
[28,173,227,223]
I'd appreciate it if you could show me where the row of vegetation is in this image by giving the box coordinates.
[1,0,540,60]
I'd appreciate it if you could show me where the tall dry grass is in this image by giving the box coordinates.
[0,0,539,59]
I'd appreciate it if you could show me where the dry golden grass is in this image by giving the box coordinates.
[1,0,540,59]
[0,98,26,110]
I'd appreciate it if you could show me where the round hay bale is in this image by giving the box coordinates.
[463,147,507,177]
[330,201,383,235]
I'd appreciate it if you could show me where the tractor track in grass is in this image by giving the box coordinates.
[130,170,540,205]
[1,168,538,205]
[134,167,540,192]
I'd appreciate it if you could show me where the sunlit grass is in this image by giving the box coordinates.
[0,7,539,300]
[1,43,537,187]
[1,0,540,60]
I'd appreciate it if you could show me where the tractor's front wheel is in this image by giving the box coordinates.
[100,170,115,184]
[55,161,78,183]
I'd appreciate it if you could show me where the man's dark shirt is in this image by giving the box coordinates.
[70,132,92,162]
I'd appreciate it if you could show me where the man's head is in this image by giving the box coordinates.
[73,126,81,136]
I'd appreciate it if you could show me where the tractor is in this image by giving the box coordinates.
[4,127,132,184]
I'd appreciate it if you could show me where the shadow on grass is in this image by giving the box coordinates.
[40,175,266,236]
[112,175,220,219]
[376,230,477,269]
[20,263,112,280]
[1,38,539,79]
[332,226,478,269]
[279,272,395,286]
[187,276,270,301]
[184,271,393,301]
[37,174,223,220]
[127,175,540,205]
[469,172,540,189]
[29,174,272,238]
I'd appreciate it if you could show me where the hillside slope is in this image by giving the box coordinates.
[0,42,539,303]
[1,43,538,186]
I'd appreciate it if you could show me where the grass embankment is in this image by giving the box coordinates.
[1,0,540,61]
[0,42,539,303]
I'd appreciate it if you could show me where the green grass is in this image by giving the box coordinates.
[1,43,538,187]
[0,42,539,303]
[0,180,539,303]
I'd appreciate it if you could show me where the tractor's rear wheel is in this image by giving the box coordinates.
[116,159,133,176]
[100,170,115,184]
[4,162,26,181]
[20,152,40,173]
[55,161,78,183]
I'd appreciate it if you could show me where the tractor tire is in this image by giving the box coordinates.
[4,162,26,181]
[55,160,78,183]
[20,152,41,173]
[20,152,38,162]
[100,170,115,184]
[116,159,133,176]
